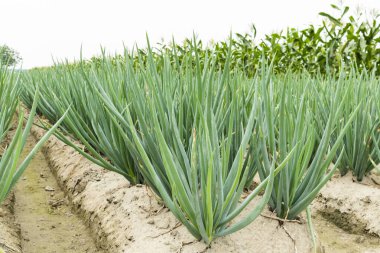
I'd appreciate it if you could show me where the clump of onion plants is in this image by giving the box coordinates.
[0,64,19,142]
[373,78,380,175]
[334,70,380,181]
[21,59,143,184]
[313,69,380,181]
[255,68,360,220]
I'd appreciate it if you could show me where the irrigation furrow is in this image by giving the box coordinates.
[13,135,104,253]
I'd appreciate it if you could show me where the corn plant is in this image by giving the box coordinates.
[60,4,379,77]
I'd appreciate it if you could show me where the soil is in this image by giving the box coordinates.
[313,172,380,236]
[0,195,21,253]
[313,213,380,253]
[12,134,104,253]
[312,171,380,253]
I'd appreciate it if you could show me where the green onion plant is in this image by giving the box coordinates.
[255,67,360,219]
[0,63,67,204]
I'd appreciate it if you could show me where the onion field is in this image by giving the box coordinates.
[1,4,380,253]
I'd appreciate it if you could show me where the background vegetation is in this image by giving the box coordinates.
[0,45,21,67]
[42,4,379,77]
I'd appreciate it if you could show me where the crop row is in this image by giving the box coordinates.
[0,64,65,206]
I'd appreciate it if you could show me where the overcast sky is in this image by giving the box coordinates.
[0,0,378,69]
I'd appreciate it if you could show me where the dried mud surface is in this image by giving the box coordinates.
[0,195,21,253]
[313,172,380,237]
[31,124,315,253]
[313,213,380,253]
[312,172,380,253]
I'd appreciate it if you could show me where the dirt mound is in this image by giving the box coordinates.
[0,195,21,253]
[313,172,380,237]
[0,130,22,253]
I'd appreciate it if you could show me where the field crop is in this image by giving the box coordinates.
[19,37,380,243]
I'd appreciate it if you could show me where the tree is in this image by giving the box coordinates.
[0,45,21,66]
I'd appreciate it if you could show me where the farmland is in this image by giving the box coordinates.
[1,3,380,253]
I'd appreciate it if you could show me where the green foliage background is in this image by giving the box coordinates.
[41,4,379,77]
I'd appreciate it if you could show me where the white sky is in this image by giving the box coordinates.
[0,0,379,69]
